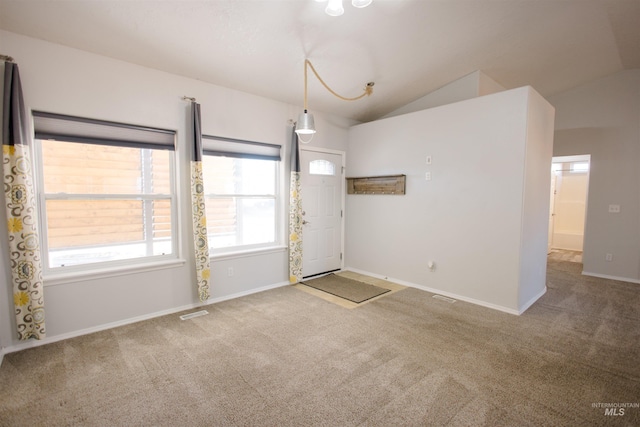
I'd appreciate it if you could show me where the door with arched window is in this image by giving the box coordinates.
[300,149,344,277]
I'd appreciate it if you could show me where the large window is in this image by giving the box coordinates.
[33,111,177,272]
[201,135,281,254]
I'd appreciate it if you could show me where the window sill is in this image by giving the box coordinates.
[44,258,187,287]
[210,246,287,262]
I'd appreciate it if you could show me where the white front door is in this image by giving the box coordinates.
[300,149,344,277]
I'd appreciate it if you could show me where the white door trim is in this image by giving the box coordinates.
[300,146,346,273]
[550,154,591,253]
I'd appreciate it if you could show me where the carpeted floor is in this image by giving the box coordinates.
[0,259,638,426]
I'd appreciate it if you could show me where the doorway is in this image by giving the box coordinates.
[548,155,590,260]
[299,148,345,278]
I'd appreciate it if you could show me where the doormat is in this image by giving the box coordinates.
[300,274,391,304]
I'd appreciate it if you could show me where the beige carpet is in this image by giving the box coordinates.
[1,259,639,426]
[301,273,391,303]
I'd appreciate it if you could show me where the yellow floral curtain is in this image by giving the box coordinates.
[2,61,46,340]
[288,127,303,283]
[189,101,211,301]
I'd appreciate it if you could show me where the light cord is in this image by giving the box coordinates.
[304,59,373,108]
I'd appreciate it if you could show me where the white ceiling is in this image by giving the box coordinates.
[1,0,639,123]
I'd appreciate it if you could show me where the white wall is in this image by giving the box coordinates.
[382,70,505,119]
[548,70,640,283]
[0,31,353,353]
[346,86,553,314]
[518,89,556,308]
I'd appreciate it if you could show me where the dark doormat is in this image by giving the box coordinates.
[300,274,391,303]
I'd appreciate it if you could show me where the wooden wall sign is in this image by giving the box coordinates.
[346,174,406,195]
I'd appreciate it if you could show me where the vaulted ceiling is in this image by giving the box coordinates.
[1,0,639,122]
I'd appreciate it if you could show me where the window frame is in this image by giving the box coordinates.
[201,135,283,256]
[32,111,181,279]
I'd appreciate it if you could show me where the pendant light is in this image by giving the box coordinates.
[295,59,374,143]
[315,0,373,16]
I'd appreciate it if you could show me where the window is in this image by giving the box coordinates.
[552,161,589,174]
[309,159,336,176]
[201,135,281,254]
[33,111,177,272]
[570,162,589,173]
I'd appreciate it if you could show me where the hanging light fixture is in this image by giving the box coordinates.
[314,0,372,17]
[351,0,373,7]
[295,59,374,143]
[325,0,345,16]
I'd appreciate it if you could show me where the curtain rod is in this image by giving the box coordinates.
[1,54,15,62]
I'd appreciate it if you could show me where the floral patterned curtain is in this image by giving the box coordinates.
[2,61,46,340]
[288,127,303,283]
[189,101,211,301]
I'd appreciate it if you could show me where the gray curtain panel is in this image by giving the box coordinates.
[288,126,303,283]
[2,61,46,340]
[189,101,211,301]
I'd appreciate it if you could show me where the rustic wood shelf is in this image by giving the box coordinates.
[346,174,406,195]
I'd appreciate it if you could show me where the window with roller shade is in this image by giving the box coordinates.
[201,135,281,254]
[32,111,178,272]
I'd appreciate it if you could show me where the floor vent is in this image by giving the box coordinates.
[179,310,209,320]
[432,295,456,303]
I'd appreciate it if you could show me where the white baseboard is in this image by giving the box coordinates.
[518,287,547,314]
[205,281,290,305]
[1,280,290,358]
[582,271,640,285]
[345,267,532,316]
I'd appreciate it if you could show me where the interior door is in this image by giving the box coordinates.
[300,149,343,277]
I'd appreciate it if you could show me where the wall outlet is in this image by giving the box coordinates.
[609,204,620,213]
[228,267,234,276]
[605,253,613,262]
[425,172,432,181]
